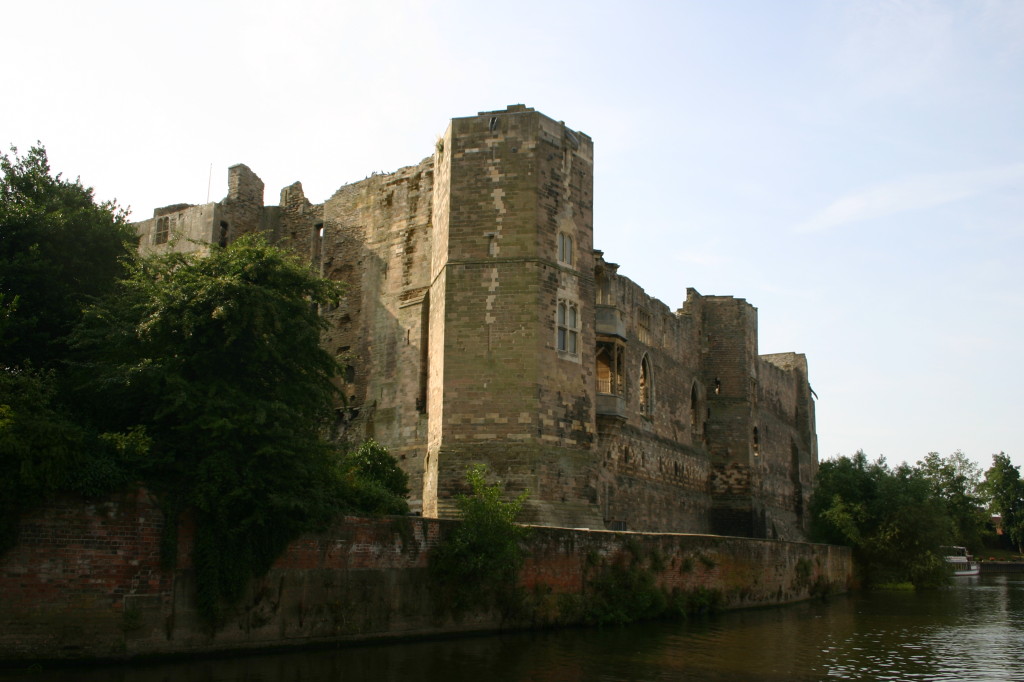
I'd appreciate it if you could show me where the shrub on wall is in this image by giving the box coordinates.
[335,439,410,516]
[430,464,529,615]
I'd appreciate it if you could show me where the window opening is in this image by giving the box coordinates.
[312,222,324,268]
[557,300,579,355]
[557,232,574,267]
[637,309,651,345]
[639,355,652,415]
[417,292,429,413]
[690,383,702,441]
[218,220,229,248]
[596,270,611,305]
[753,426,760,456]
[791,440,804,520]
[154,216,170,245]
[596,342,624,395]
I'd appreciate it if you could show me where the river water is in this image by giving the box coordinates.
[7,573,1024,681]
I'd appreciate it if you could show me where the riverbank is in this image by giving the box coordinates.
[6,575,1016,682]
[0,490,853,663]
[981,561,1024,573]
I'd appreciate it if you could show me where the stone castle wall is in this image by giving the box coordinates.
[130,104,819,540]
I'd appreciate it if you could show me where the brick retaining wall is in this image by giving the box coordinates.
[0,492,852,662]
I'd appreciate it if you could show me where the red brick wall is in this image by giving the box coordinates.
[0,492,852,662]
[0,490,171,660]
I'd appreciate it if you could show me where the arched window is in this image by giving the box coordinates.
[639,355,652,416]
[154,216,170,245]
[557,300,578,355]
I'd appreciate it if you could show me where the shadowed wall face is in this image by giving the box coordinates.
[0,494,852,663]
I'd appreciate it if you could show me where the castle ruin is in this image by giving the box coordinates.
[135,105,817,541]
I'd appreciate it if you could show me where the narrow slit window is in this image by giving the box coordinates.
[639,355,652,416]
[557,232,574,266]
[557,300,579,355]
[637,309,651,345]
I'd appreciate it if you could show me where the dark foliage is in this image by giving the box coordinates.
[0,145,135,369]
[430,465,528,615]
[1,148,412,625]
[981,453,1024,553]
[1,146,138,551]
[810,452,956,588]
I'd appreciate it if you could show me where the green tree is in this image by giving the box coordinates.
[916,451,987,550]
[1,145,138,552]
[0,145,135,368]
[430,465,529,614]
[75,234,349,625]
[980,453,1024,553]
[810,452,951,588]
[0,152,412,623]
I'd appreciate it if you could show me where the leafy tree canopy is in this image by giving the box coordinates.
[916,450,986,550]
[0,149,412,626]
[1,145,138,550]
[981,453,1024,553]
[335,439,410,516]
[73,234,354,623]
[0,145,135,368]
[810,452,956,588]
[75,233,344,475]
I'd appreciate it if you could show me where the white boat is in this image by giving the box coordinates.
[943,546,981,576]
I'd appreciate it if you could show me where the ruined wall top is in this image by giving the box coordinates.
[227,164,264,206]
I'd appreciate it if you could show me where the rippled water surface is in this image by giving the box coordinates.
[8,574,1024,681]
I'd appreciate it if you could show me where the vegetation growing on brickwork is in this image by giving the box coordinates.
[0,147,409,626]
[430,464,529,616]
[77,240,409,625]
[575,543,723,626]
[72,232,346,625]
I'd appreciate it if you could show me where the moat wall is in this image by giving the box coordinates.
[0,492,853,662]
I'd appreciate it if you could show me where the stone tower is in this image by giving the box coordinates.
[425,105,601,524]
[132,103,819,540]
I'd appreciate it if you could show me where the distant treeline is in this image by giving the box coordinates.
[810,449,1020,587]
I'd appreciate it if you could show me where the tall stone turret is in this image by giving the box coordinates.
[425,105,600,525]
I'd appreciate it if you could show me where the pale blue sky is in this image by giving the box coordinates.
[4,0,1022,470]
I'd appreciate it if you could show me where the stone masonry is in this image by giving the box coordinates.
[135,105,818,540]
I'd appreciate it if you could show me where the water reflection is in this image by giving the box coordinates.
[6,575,1024,682]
